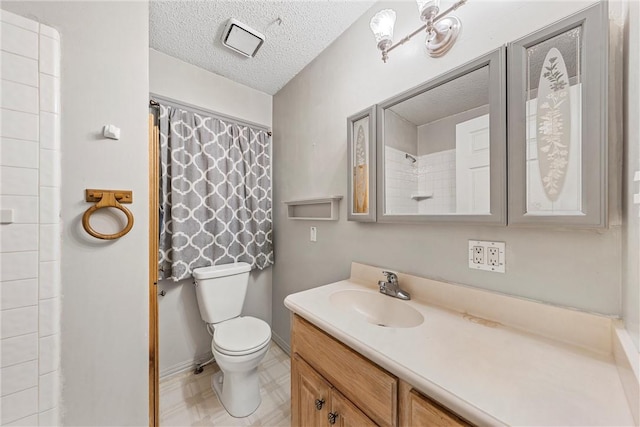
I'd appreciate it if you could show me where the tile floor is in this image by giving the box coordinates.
[160,341,291,426]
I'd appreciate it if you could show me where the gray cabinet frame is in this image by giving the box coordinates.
[376,47,507,225]
[507,2,608,228]
[347,106,377,222]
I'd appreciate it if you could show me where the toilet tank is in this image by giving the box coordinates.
[192,262,251,324]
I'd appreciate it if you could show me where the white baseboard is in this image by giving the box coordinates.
[613,322,640,425]
[271,331,290,356]
[160,352,214,380]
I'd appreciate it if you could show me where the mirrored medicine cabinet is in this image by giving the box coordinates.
[377,47,507,225]
[346,2,608,228]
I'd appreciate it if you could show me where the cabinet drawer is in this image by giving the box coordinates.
[292,315,398,427]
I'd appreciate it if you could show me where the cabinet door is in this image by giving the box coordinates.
[507,2,608,227]
[329,389,377,427]
[292,354,332,427]
[405,390,469,427]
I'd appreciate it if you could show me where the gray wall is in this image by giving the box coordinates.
[385,110,417,155]
[1,1,150,424]
[271,0,624,350]
[417,105,489,156]
[149,49,274,375]
[623,0,640,351]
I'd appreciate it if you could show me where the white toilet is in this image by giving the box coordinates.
[192,262,271,418]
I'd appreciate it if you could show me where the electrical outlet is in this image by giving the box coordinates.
[487,247,499,266]
[468,240,506,273]
[472,246,484,264]
[310,226,317,242]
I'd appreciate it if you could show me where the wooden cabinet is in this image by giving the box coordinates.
[398,381,471,427]
[292,354,332,427]
[292,354,376,427]
[330,388,377,427]
[291,314,472,427]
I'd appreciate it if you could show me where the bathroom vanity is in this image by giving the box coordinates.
[285,263,636,426]
[292,314,470,426]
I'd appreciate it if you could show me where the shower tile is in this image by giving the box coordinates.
[0,252,38,282]
[39,35,60,77]
[5,414,38,427]
[39,150,61,188]
[0,52,38,87]
[0,109,38,142]
[0,386,37,425]
[38,371,58,411]
[39,25,59,41]
[1,306,37,339]
[1,81,38,114]
[1,279,38,310]
[38,407,59,426]
[0,224,38,253]
[39,112,60,151]
[0,139,38,169]
[1,360,38,396]
[0,11,39,32]
[1,334,37,368]
[39,334,60,375]
[39,74,60,114]
[39,187,61,223]
[38,298,60,337]
[0,23,38,59]
[38,260,60,299]
[39,225,61,262]
[0,196,38,224]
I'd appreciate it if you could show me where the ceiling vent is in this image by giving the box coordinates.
[221,18,265,58]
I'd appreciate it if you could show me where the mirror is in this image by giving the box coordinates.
[377,48,506,224]
[508,2,607,228]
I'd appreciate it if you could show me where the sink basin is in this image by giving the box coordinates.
[329,289,424,328]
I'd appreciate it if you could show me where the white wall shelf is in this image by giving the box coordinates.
[284,196,343,221]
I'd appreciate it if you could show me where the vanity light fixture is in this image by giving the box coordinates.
[370,0,467,63]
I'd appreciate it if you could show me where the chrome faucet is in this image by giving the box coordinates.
[378,271,410,300]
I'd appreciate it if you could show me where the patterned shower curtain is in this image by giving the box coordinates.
[158,104,273,281]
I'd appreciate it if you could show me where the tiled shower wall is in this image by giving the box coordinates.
[384,146,418,214]
[0,10,61,426]
[385,146,457,215]
[417,150,456,214]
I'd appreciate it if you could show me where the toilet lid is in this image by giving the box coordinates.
[213,317,271,355]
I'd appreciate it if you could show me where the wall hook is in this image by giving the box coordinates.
[82,189,134,240]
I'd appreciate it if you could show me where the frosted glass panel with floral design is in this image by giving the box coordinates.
[525,26,583,215]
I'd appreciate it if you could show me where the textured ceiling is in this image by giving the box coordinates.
[150,0,376,95]
[389,65,490,126]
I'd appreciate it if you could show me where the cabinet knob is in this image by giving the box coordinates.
[315,398,325,410]
[328,412,338,425]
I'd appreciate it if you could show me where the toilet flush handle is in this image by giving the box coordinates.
[159,290,166,297]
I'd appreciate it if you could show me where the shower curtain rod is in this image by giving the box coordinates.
[149,93,272,137]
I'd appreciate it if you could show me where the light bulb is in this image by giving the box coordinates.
[370,9,396,51]
[416,0,440,21]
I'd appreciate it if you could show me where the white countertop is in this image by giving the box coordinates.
[284,278,635,426]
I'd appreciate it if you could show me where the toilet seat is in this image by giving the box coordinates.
[213,316,271,356]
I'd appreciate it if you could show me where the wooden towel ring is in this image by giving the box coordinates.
[82,189,134,240]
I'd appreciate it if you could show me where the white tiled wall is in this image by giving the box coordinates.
[385,146,457,215]
[1,10,61,426]
[385,146,419,214]
[417,149,457,214]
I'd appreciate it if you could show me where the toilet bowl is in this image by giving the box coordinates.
[211,316,271,417]
[192,263,271,418]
